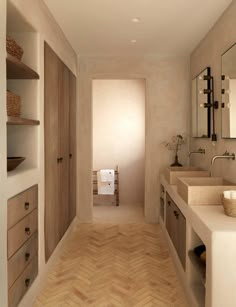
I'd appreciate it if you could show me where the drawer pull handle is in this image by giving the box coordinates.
[25,278,31,288]
[69,153,72,158]
[57,157,63,163]
[167,201,171,206]
[25,202,30,210]
[173,210,179,219]
[25,252,30,261]
[25,227,31,235]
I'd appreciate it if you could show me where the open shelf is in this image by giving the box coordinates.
[6,53,39,79]
[7,116,40,126]
[188,250,206,286]
[6,166,39,199]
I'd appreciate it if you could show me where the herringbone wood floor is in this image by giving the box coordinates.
[34,223,188,307]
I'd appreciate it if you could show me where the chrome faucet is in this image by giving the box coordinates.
[189,147,205,157]
[211,151,235,165]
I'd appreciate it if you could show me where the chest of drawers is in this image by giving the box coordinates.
[7,185,38,307]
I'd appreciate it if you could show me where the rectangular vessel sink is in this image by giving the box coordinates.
[165,166,210,185]
[177,177,236,205]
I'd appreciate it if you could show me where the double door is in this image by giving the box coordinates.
[44,43,76,261]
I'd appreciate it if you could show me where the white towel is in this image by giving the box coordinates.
[97,170,115,195]
[100,169,114,182]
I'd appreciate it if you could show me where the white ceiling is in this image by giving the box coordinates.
[43,0,232,56]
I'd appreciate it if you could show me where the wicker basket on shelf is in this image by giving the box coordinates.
[6,91,21,117]
[6,36,24,61]
[222,196,236,217]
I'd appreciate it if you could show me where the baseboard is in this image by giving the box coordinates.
[18,217,79,307]
[78,218,93,223]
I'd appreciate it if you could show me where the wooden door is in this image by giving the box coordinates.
[58,62,70,236]
[44,43,60,261]
[69,72,77,222]
[45,43,76,261]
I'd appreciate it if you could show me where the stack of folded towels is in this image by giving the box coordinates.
[97,169,115,195]
[223,190,236,199]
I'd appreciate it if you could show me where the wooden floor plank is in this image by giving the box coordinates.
[34,223,188,306]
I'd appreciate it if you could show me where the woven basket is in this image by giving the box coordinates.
[222,196,236,217]
[6,36,24,61]
[6,91,21,117]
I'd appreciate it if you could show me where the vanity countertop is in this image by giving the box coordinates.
[191,205,236,233]
[161,174,236,235]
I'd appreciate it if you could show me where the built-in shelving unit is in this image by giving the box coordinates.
[5,2,40,306]
[188,228,206,306]
[7,116,40,126]
[188,250,206,286]
[6,53,39,79]
[6,4,40,176]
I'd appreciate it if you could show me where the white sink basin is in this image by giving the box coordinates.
[177,177,236,205]
[165,166,210,185]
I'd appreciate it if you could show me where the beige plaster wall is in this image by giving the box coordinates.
[9,0,77,74]
[190,1,236,180]
[78,55,190,223]
[93,79,145,206]
[0,1,77,306]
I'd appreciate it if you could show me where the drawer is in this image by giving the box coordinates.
[8,209,38,258]
[8,232,38,288]
[8,185,38,229]
[8,256,38,307]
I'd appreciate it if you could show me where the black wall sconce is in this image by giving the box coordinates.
[201,74,218,141]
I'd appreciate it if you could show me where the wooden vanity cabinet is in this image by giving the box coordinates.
[166,193,186,269]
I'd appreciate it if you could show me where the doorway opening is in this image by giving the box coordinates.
[92,79,146,223]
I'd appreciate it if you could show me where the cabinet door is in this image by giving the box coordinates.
[58,62,70,236]
[166,193,172,236]
[176,207,186,270]
[170,201,179,252]
[44,43,60,261]
[69,72,77,222]
[45,43,76,261]
[165,193,186,270]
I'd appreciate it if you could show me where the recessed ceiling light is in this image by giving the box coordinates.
[131,17,141,23]
[131,39,137,44]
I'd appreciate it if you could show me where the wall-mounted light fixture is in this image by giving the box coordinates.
[199,74,218,141]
